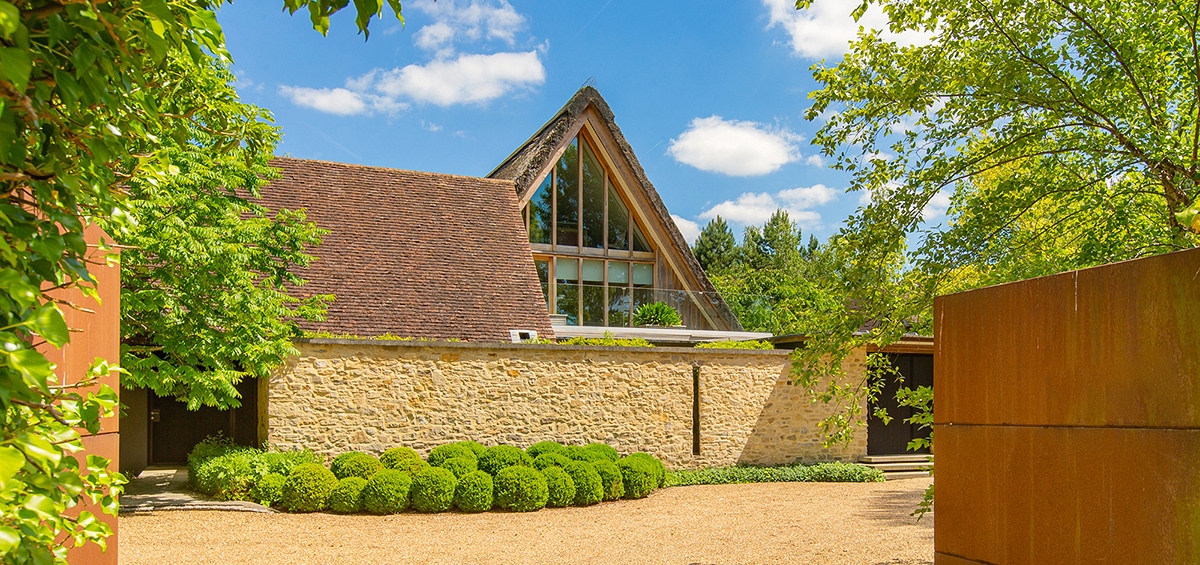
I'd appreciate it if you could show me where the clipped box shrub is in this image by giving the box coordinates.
[543,466,575,508]
[438,456,478,478]
[282,463,339,512]
[331,452,383,480]
[380,446,424,470]
[583,443,619,462]
[525,440,565,459]
[478,445,532,476]
[592,460,624,501]
[411,467,458,513]
[454,470,494,513]
[562,445,607,463]
[428,443,477,467]
[617,456,658,499]
[625,452,666,487]
[532,453,572,471]
[362,469,413,515]
[329,477,369,514]
[455,441,488,458]
[191,448,259,500]
[262,449,322,476]
[250,472,286,507]
[493,466,548,512]
[563,461,603,506]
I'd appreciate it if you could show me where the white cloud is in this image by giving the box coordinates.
[370,51,545,106]
[671,215,701,245]
[922,189,952,220]
[667,116,803,177]
[763,0,929,59]
[804,154,826,167]
[697,184,839,232]
[277,86,406,116]
[411,0,525,53]
[421,121,443,132]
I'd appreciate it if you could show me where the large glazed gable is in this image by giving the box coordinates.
[491,86,742,331]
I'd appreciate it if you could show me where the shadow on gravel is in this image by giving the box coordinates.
[854,481,932,529]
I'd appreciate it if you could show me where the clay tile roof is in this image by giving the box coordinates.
[256,157,553,342]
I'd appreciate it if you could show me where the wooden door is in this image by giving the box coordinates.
[867,353,933,455]
[149,378,259,465]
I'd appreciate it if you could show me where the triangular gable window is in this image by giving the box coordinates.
[522,134,657,326]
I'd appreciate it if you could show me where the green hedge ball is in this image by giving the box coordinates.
[330,452,383,480]
[328,476,368,514]
[593,460,625,501]
[454,470,494,513]
[478,445,533,476]
[361,469,414,514]
[282,463,338,512]
[410,467,458,513]
[493,466,548,512]
[563,461,604,506]
[543,466,576,508]
[438,456,478,478]
[427,443,478,467]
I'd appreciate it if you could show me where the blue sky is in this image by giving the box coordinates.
[218,0,948,244]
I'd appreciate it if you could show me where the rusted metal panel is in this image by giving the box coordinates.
[934,247,1200,565]
[38,224,120,565]
[935,247,1200,428]
[935,424,1200,564]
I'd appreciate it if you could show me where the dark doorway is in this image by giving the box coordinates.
[867,353,933,455]
[149,378,260,465]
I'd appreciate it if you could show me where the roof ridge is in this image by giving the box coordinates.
[273,156,514,186]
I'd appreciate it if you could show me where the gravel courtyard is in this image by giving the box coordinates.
[120,478,934,565]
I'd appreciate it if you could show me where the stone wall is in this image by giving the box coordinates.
[269,339,867,468]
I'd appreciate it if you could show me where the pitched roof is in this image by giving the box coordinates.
[257,157,554,342]
[489,86,743,331]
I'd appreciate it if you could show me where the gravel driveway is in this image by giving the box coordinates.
[120,478,933,565]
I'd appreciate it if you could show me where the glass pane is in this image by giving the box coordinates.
[528,175,552,244]
[633,288,655,319]
[632,263,654,286]
[555,258,578,325]
[580,138,605,249]
[582,259,604,282]
[535,259,549,303]
[607,186,629,251]
[555,139,579,246]
[632,221,652,252]
[583,284,605,326]
[608,286,630,327]
[607,261,629,284]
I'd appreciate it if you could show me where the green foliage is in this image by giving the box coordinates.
[625,453,666,487]
[617,455,660,499]
[694,340,774,350]
[330,452,382,480]
[410,467,458,513]
[583,443,620,462]
[454,471,494,513]
[692,216,738,272]
[261,450,322,477]
[282,464,338,512]
[563,461,604,507]
[380,446,425,471]
[455,441,488,458]
[328,477,368,514]
[477,445,533,476]
[0,0,400,557]
[562,445,607,463]
[525,441,566,459]
[632,302,682,327]
[664,462,886,486]
[190,447,259,500]
[532,453,573,471]
[593,460,625,501]
[251,473,287,507]
[493,466,549,512]
[427,443,477,467]
[557,335,654,347]
[542,466,576,508]
[438,456,478,479]
[361,469,413,515]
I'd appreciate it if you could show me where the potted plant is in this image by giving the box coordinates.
[633,302,683,327]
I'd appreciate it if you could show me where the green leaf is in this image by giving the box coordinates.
[5,349,53,394]
[0,47,32,92]
[0,446,24,488]
[29,304,70,348]
[0,526,18,554]
[0,1,18,39]
[0,269,38,309]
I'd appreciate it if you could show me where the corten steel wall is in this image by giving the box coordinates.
[934,247,1200,564]
[268,340,868,468]
[39,225,120,564]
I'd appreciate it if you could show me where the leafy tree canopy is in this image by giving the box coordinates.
[0,1,399,560]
